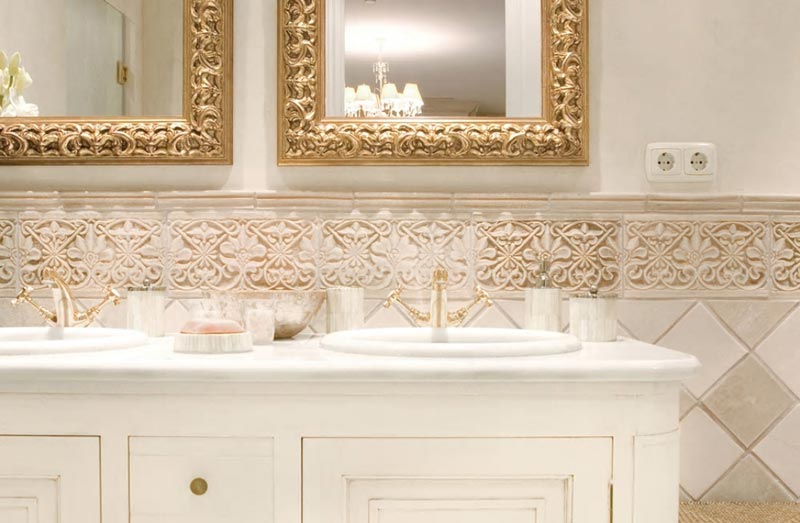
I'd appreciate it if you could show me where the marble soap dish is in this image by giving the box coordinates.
[173,319,253,354]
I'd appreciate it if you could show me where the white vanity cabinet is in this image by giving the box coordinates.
[0,436,101,523]
[0,339,698,523]
[129,437,274,523]
[303,437,613,523]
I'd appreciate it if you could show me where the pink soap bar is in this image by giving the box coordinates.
[180,319,245,335]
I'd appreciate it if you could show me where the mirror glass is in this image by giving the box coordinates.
[326,0,542,119]
[0,0,183,118]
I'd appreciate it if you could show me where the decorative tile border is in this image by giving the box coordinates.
[624,217,769,293]
[0,193,798,298]
[474,219,621,292]
[772,218,800,292]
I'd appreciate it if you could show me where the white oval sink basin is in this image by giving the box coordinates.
[0,328,148,356]
[321,328,581,358]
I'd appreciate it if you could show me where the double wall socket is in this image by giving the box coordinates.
[646,143,717,183]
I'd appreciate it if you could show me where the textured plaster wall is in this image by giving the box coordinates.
[1,0,800,194]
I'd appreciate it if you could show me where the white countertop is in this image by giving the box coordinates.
[0,335,699,388]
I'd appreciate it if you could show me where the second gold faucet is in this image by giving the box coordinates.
[384,268,493,328]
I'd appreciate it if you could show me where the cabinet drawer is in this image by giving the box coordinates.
[0,436,100,523]
[129,436,273,523]
[303,437,612,523]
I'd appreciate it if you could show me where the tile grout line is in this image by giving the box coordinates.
[652,300,700,346]
[698,451,748,501]
[750,301,800,354]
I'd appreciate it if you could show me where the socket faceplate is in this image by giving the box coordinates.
[647,143,716,183]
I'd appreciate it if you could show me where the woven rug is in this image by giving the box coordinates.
[680,503,800,523]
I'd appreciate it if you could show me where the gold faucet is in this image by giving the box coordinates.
[384,268,493,328]
[12,268,121,328]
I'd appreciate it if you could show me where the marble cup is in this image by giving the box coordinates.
[524,288,562,332]
[326,287,365,334]
[126,282,167,337]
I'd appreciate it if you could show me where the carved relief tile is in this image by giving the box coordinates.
[0,217,16,289]
[168,218,246,292]
[165,216,319,292]
[392,220,470,291]
[170,218,308,292]
[624,219,768,292]
[474,219,620,292]
[19,216,164,292]
[93,218,165,287]
[320,219,393,288]
[19,218,90,288]
[772,220,800,292]
[245,218,317,290]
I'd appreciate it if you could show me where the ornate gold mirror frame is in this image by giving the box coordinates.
[279,0,587,165]
[0,0,233,165]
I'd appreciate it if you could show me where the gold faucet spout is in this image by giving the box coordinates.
[11,269,122,328]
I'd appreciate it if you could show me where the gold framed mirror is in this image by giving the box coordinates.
[0,0,233,165]
[279,0,587,165]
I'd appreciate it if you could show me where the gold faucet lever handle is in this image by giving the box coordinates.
[11,286,58,324]
[383,286,431,326]
[77,286,123,326]
[447,285,494,327]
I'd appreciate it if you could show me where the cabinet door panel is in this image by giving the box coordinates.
[129,436,273,523]
[303,438,612,523]
[0,436,100,523]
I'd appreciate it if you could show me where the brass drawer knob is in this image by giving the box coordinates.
[190,477,208,496]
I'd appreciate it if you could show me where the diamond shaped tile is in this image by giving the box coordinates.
[307,301,327,334]
[758,307,800,398]
[492,299,525,328]
[659,304,748,397]
[617,299,693,343]
[468,301,518,328]
[705,357,794,446]
[680,389,697,419]
[709,301,796,348]
[755,405,800,497]
[680,409,743,499]
[365,299,415,328]
[703,455,794,502]
[164,299,191,335]
[0,298,49,328]
[96,299,128,329]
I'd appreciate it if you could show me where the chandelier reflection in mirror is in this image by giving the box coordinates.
[344,42,424,118]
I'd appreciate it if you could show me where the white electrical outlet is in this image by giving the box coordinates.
[684,144,717,176]
[646,143,716,183]
[649,147,683,177]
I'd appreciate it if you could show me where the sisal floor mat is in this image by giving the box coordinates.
[680,503,800,523]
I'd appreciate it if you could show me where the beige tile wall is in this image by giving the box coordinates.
[0,191,798,503]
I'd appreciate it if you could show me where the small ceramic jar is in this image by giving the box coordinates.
[569,287,618,342]
[127,279,167,337]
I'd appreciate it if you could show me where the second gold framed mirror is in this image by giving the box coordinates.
[279,0,588,165]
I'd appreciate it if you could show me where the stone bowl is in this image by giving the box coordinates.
[237,291,326,339]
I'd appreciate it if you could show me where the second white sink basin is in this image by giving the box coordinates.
[0,327,148,356]
[321,327,581,358]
